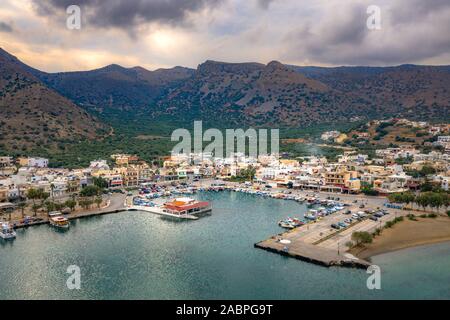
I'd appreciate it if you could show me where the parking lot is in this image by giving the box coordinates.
[276,197,407,255]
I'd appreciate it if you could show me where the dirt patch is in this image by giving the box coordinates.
[350,216,450,259]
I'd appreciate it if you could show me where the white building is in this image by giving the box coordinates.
[321,131,341,141]
[27,157,49,168]
[89,160,110,170]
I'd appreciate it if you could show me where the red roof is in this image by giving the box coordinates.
[164,201,209,212]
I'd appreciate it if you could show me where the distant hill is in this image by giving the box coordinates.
[154,60,450,127]
[0,48,110,153]
[34,62,195,115]
[289,64,450,122]
[2,47,449,139]
[152,60,380,126]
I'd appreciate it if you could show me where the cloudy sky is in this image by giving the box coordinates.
[0,0,449,72]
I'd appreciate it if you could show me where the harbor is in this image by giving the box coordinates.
[1,189,448,300]
[3,178,412,269]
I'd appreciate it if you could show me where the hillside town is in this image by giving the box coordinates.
[1,132,449,214]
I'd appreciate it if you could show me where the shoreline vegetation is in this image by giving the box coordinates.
[350,215,450,259]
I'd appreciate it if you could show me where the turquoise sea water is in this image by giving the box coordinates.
[0,191,449,300]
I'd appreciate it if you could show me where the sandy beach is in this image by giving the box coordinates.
[350,216,450,260]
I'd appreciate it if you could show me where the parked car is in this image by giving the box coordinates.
[338,222,348,228]
[345,210,352,215]
[357,212,367,218]
[369,216,378,221]
[331,224,340,230]
[374,212,384,218]
[359,204,365,209]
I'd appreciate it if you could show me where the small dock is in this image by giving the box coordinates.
[255,237,370,269]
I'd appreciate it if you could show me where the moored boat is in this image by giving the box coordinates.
[49,212,70,229]
[0,222,16,240]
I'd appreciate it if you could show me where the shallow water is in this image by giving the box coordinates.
[0,191,449,299]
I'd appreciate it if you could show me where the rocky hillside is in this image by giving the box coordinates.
[153,60,380,126]
[35,62,195,115]
[290,65,450,121]
[2,47,449,138]
[0,49,110,153]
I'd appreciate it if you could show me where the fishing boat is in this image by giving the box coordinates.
[49,212,70,229]
[305,213,317,220]
[278,220,296,229]
[278,216,304,229]
[0,222,16,240]
[288,217,304,227]
[295,197,305,203]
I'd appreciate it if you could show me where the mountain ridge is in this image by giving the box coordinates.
[0,48,110,153]
[1,47,449,131]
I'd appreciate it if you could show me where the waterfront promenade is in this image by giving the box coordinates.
[10,193,127,229]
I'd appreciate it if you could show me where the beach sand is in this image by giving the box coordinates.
[350,216,450,260]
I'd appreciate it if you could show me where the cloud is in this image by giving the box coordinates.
[257,0,275,9]
[31,0,224,30]
[0,21,13,33]
[281,0,450,66]
[1,0,450,71]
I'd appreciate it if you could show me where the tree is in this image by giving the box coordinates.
[78,199,93,210]
[54,202,64,211]
[351,231,373,246]
[79,185,101,197]
[94,196,103,208]
[44,201,55,214]
[94,197,103,209]
[93,176,109,189]
[420,166,436,176]
[17,202,28,218]
[26,188,40,216]
[50,183,56,201]
[361,184,379,196]
[65,199,77,212]
[31,204,41,216]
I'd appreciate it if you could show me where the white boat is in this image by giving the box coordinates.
[278,220,295,229]
[0,222,16,240]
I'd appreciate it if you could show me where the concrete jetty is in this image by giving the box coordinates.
[255,237,370,268]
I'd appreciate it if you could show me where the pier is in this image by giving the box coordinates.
[253,193,407,269]
[255,237,370,268]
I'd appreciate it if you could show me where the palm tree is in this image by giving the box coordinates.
[31,204,41,216]
[26,188,39,216]
[17,202,28,218]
